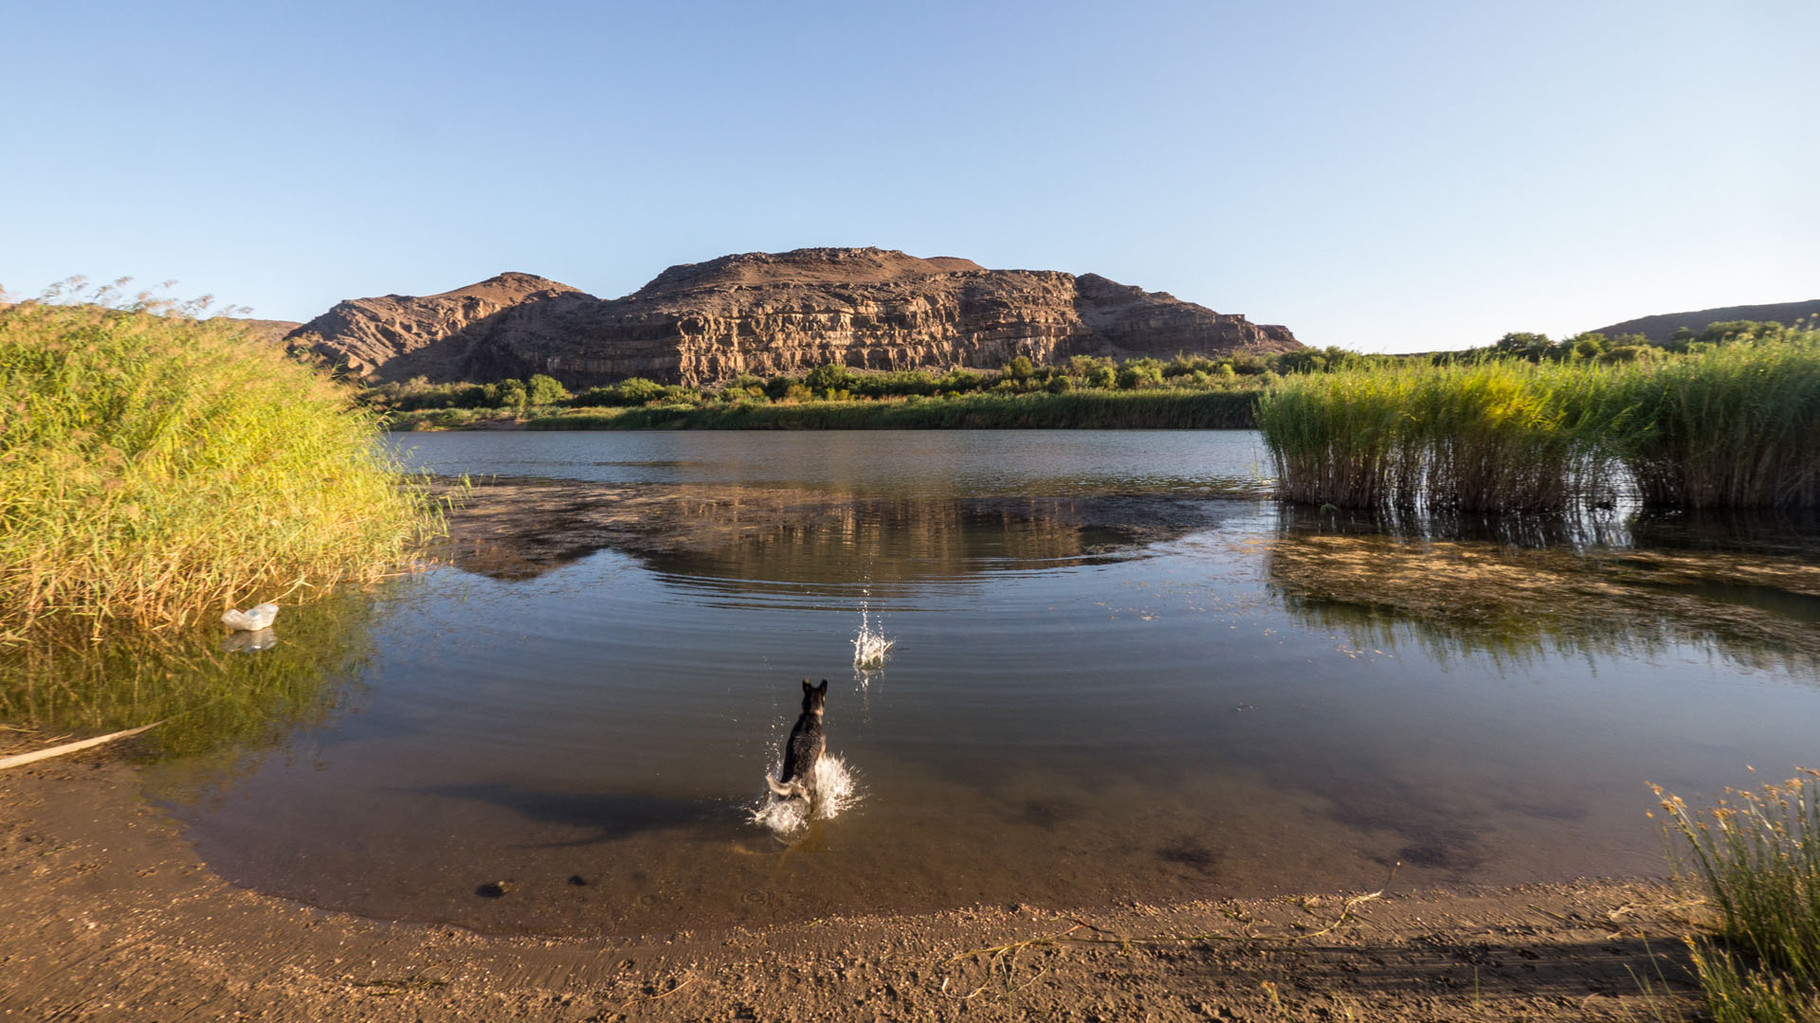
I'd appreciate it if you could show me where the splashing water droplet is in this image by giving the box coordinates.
[749,756,861,835]
[853,601,893,669]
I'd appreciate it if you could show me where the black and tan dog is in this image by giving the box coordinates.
[766,678,828,806]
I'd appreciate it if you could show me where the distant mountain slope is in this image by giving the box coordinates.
[285,248,1301,387]
[219,317,302,344]
[1591,299,1820,344]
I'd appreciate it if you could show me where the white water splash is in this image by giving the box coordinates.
[853,602,894,669]
[749,755,860,835]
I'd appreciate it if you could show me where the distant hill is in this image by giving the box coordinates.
[1591,299,1820,344]
[220,317,303,344]
[284,248,1303,387]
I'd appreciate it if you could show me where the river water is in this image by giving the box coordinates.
[131,430,1820,937]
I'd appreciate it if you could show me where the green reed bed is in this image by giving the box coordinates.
[1258,336,1820,511]
[1256,360,1606,511]
[1654,772,1820,1022]
[520,389,1265,431]
[1605,337,1820,509]
[0,300,437,638]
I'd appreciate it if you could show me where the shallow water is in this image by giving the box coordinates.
[115,431,1820,936]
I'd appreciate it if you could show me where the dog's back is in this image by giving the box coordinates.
[767,679,827,803]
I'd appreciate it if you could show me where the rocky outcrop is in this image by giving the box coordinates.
[287,273,582,379]
[288,248,1300,387]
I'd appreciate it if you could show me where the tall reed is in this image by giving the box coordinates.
[1258,335,1820,511]
[1604,337,1820,509]
[1654,772,1820,1022]
[1256,361,1607,511]
[0,299,437,638]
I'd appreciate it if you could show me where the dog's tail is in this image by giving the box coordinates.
[767,776,807,800]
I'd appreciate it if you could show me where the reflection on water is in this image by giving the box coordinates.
[0,587,386,759]
[430,476,1228,595]
[61,431,1819,937]
[1266,506,1820,672]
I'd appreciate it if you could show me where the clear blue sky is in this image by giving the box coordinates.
[3,1,1814,352]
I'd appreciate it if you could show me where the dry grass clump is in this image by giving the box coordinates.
[0,292,438,638]
[1654,772,1820,1022]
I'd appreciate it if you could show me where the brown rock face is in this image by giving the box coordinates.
[287,272,582,380]
[288,249,1300,386]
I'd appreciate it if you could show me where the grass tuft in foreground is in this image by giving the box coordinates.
[1654,771,1820,1022]
[0,295,438,638]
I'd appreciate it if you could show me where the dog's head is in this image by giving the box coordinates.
[800,678,829,715]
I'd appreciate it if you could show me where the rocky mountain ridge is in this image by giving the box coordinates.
[286,248,1301,387]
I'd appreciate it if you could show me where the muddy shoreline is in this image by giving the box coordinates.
[1,739,1707,1021]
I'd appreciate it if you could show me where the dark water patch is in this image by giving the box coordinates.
[419,783,723,847]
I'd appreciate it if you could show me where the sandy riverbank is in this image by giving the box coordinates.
[0,737,1706,1022]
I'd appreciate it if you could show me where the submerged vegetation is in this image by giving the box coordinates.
[1655,772,1820,1023]
[1258,324,1820,511]
[1264,509,1820,674]
[0,285,438,639]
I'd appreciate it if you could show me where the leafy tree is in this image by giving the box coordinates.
[525,374,569,405]
[805,362,857,395]
[613,377,667,405]
[1493,332,1554,362]
[1563,332,1607,361]
[1116,359,1164,390]
[494,379,529,408]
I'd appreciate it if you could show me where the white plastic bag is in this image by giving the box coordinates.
[221,602,279,632]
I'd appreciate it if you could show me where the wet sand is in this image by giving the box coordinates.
[1,738,1707,1022]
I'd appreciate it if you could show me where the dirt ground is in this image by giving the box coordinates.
[0,738,1709,1022]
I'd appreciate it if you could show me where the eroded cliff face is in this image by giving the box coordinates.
[286,272,582,380]
[288,248,1299,386]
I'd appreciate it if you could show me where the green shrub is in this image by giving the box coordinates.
[804,362,857,395]
[492,378,527,408]
[525,373,569,405]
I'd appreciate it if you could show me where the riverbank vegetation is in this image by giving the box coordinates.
[1655,772,1820,1022]
[0,288,437,639]
[1258,322,1820,511]
[374,352,1302,431]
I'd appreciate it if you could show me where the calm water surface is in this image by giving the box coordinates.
[141,431,1820,936]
